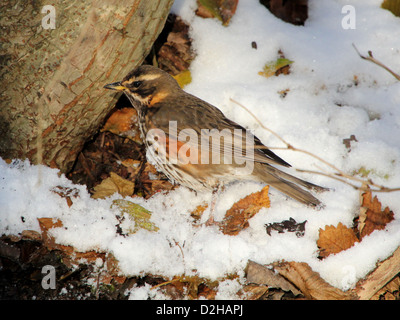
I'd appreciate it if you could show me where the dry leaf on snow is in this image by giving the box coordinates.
[196,0,238,26]
[265,217,307,237]
[317,222,359,258]
[51,185,80,207]
[245,260,301,296]
[190,203,208,222]
[272,261,354,300]
[242,284,269,300]
[219,185,270,235]
[37,218,124,281]
[37,217,64,251]
[37,218,106,268]
[359,189,394,238]
[259,58,294,78]
[111,199,159,233]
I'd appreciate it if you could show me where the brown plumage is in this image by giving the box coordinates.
[104,65,325,207]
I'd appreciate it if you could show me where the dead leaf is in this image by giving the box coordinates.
[112,199,159,233]
[259,58,294,78]
[196,0,238,26]
[147,179,175,195]
[120,159,142,178]
[158,16,194,75]
[102,108,141,143]
[173,70,192,88]
[260,0,308,26]
[317,223,359,258]
[51,186,80,207]
[382,0,400,17]
[92,172,135,199]
[190,204,208,222]
[265,217,307,237]
[21,230,42,241]
[37,218,64,250]
[273,261,354,300]
[278,88,290,98]
[218,0,239,25]
[37,217,106,268]
[242,284,269,300]
[343,134,358,152]
[245,260,301,295]
[359,190,394,238]
[152,275,219,300]
[219,185,270,235]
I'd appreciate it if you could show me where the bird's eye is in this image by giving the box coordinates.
[132,81,142,88]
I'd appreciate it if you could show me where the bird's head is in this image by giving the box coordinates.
[104,65,180,109]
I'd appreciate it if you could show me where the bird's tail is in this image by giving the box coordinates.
[253,164,326,207]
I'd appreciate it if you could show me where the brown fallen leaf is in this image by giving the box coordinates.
[265,217,307,237]
[101,107,141,143]
[245,260,301,296]
[92,172,135,199]
[196,0,238,26]
[37,217,105,267]
[272,261,354,300]
[152,275,219,300]
[21,230,42,241]
[260,0,308,26]
[190,203,209,222]
[37,217,64,250]
[51,186,80,207]
[120,159,142,178]
[359,190,394,238]
[158,15,194,75]
[219,185,270,235]
[343,134,358,152]
[147,179,175,195]
[243,284,269,300]
[317,223,359,259]
[37,218,124,284]
[382,0,400,17]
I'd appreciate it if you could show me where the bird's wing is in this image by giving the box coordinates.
[148,94,291,168]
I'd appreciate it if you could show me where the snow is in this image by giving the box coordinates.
[1,0,400,298]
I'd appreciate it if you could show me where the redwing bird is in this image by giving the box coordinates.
[104,65,325,207]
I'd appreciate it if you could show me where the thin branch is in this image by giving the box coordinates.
[352,43,400,81]
[230,98,400,193]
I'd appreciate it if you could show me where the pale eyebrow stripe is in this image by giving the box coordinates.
[124,73,162,84]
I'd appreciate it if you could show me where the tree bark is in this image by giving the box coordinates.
[0,0,174,173]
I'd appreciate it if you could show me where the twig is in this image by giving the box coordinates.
[230,98,400,193]
[352,43,400,81]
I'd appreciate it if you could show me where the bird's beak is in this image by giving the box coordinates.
[104,81,126,91]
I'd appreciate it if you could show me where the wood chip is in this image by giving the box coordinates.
[354,246,400,300]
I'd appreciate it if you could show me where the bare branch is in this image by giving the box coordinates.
[352,43,400,81]
[230,98,400,193]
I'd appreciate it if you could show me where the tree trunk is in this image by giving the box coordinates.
[0,0,174,173]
